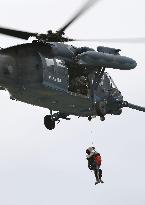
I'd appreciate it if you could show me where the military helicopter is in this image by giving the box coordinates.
[0,0,145,130]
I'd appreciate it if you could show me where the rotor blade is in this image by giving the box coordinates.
[123,102,145,112]
[58,0,100,34]
[72,37,145,43]
[0,27,37,40]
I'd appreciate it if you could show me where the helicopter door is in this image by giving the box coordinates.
[54,58,68,90]
[40,55,68,91]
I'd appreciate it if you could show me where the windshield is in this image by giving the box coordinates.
[99,72,123,101]
[99,72,112,91]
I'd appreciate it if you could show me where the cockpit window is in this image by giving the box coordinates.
[100,72,118,90]
[101,72,122,101]
[99,72,111,90]
[106,73,118,89]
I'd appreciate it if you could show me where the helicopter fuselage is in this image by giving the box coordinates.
[0,42,136,118]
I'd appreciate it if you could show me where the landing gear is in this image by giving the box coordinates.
[87,115,105,122]
[44,111,70,130]
[44,115,55,130]
[88,116,92,121]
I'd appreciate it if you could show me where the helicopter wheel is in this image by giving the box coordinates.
[44,115,55,130]
[88,116,92,121]
[100,116,105,121]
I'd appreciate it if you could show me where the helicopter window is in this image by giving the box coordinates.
[105,72,118,89]
[99,73,111,89]
[45,58,54,67]
[42,56,68,91]
[99,72,116,89]
[3,67,10,75]
[3,65,14,76]
[55,59,65,68]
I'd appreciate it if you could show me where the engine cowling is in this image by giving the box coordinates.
[78,51,137,70]
[97,46,121,55]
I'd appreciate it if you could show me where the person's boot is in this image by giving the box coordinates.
[100,179,104,183]
[95,181,99,185]
[95,178,100,185]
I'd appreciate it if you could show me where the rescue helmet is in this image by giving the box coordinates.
[86,149,91,155]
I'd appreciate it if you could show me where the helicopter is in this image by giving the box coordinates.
[0,0,145,130]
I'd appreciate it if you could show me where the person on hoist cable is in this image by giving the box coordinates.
[86,146,104,185]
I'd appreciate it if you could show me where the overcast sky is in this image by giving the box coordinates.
[0,0,145,205]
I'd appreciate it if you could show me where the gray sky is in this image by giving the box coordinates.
[0,0,145,205]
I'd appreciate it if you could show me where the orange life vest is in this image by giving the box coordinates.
[95,154,102,166]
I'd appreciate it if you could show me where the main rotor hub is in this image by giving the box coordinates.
[35,30,71,43]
